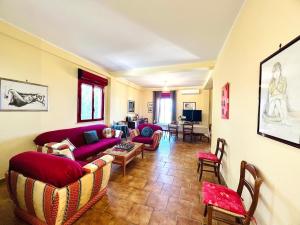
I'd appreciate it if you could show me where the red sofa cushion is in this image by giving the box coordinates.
[132,136,153,145]
[137,124,162,133]
[73,138,121,160]
[202,181,246,216]
[34,124,108,147]
[9,151,84,188]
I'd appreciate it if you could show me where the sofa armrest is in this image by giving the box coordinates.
[6,171,59,224]
[83,155,114,173]
[130,129,140,139]
[152,130,163,140]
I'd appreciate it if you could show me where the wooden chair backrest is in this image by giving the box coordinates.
[215,138,226,162]
[183,122,193,133]
[168,124,178,132]
[237,161,263,224]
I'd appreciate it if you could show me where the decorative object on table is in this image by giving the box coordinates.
[183,102,196,110]
[178,115,186,121]
[128,100,135,112]
[257,35,300,148]
[221,82,229,119]
[0,77,48,111]
[147,102,153,113]
[114,142,135,151]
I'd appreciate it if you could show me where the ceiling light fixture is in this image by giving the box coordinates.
[162,80,170,93]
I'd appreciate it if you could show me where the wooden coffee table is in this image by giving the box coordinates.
[103,142,144,176]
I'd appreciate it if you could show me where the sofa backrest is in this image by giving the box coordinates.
[138,123,162,133]
[9,151,84,188]
[34,124,108,147]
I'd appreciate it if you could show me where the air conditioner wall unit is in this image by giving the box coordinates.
[180,89,200,95]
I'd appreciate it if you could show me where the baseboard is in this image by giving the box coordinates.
[220,172,227,186]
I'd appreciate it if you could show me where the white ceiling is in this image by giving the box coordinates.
[0,0,244,87]
[125,69,209,88]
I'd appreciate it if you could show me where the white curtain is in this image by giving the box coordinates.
[157,98,172,124]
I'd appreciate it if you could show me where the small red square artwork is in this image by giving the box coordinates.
[221,83,229,119]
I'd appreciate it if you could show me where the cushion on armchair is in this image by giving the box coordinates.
[141,127,154,137]
[9,151,84,188]
[132,136,153,145]
[132,129,140,137]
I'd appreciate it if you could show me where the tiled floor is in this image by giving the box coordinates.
[0,138,231,225]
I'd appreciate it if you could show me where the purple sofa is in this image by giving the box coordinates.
[34,124,121,161]
[130,123,163,151]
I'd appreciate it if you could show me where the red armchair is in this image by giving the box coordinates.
[130,124,163,151]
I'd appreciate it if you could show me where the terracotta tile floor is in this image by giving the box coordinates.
[0,139,233,225]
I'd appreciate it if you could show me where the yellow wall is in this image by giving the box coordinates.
[140,90,153,122]
[176,90,210,126]
[0,21,141,179]
[212,0,300,224]
[109,78,141,123]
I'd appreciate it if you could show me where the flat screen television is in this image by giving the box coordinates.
[182,110,202,122]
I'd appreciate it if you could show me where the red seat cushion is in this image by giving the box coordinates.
[202,181,246,216]
[73,138,121,160]
[197,152,219,162]
[132,136,153,145]
[9,151,84,188]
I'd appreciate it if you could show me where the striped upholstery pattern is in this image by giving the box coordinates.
[37,143,75,161]
[6,155,113,225]
[102,128,116,138]
[129,129,140,139]
[146,130,163,150]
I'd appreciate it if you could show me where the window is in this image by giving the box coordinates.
[77,69,107,122]
[157,97,173,124]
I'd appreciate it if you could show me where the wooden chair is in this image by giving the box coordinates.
[202,160,263,225]
[183,122,193,142]
[197,138,225,183]
[168,123,178,141]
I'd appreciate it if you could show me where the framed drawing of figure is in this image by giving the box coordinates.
[257,35,300,148]
[183,102,196,110]
[0,78,48,111]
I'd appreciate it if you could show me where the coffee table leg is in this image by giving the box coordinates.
[123,159,126,176]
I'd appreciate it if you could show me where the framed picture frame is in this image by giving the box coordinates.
[128,100,135,113]
[183,102,196,110]
[257,35,300,148]
[221,83,230,119]
[0,77,48,111]
[147,102,153,113]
